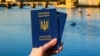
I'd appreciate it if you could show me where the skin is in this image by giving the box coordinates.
[29,38,63,56]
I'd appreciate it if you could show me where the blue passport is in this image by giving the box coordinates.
[31,8,59,50]
[57,12,67,44]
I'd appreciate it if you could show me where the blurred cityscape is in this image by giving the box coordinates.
[0,0,100,8]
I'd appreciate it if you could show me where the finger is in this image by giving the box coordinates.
[58,42,63,51]
[51,42,63,55]
[42,38,57,51]
[58,45,63,51]
[52,50,59,54]
[50,49,61,55]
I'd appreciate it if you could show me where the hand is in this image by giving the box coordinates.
[29,38,63,56]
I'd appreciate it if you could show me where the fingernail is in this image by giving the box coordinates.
[56,50,59,54]
[53,38,57,41]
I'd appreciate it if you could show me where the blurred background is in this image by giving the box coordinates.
[0,0,100,56]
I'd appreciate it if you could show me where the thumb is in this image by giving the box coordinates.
[42,38,57,51]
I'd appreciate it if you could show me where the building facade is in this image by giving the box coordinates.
[0,0,17,2]
[79,0,100,5]
[66,0,76,8]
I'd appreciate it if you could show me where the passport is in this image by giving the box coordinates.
[31,8,67,50]
[31,8,59,50]
[57,12,67,44]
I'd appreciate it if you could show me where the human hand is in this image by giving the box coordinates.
[29,38,63,56]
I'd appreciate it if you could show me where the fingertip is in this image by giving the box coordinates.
[58,46,63,51]
[52,38,57,42]
[55,50,59,54]
[51,50,59,54]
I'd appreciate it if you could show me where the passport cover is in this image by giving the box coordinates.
[31,8,59,50]
[57,12,67,44]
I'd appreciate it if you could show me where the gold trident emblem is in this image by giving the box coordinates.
[40,19,49,31]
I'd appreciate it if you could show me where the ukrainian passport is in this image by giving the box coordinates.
[31,8,67,50]
[57,12,67,44]
[31,8,59,50]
